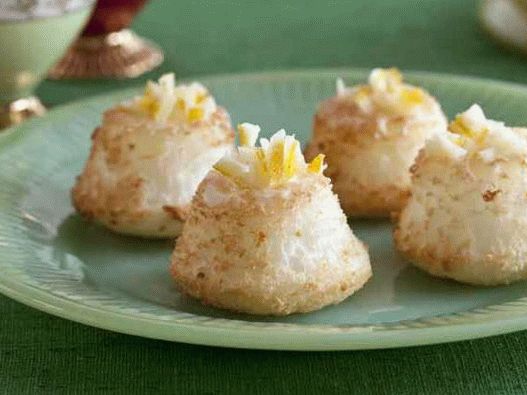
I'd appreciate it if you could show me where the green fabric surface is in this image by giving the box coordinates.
[5,0,527,393]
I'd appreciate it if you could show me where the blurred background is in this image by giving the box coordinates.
[36,0,527,104]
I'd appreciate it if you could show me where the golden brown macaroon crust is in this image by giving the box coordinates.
[171,172,372,315]
[304,97,431,217]
[393,221,471,278]
[332,182,410,218]
[174,261,372,316]
[393,226,522,286]
[394,140,527,286]
[72,106,234,236]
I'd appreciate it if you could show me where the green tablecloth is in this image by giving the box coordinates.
[4,0,527,393]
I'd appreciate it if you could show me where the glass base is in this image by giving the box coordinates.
[0,97,46,130]
[48,29,164,79]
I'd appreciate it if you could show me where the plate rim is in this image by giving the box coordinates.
[2,271,527,350]
[3,65,527,145]
[3,68,527,350]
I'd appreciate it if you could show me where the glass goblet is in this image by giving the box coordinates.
[48,0,164,79]
[0,1,95,129]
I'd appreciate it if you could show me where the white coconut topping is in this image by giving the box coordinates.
[307,67,447,217]
[424,104,527,162]
[214,124,326,188]
[335,68,434,118]
[395,104,527,285]
[126,73,218,125]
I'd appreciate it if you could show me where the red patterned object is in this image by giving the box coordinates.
[82,0,148,36]
[48,0,163,79]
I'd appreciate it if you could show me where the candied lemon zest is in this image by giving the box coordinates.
[449,117,489,147]
[284,140,299,178]
[176,98,186,111]
[451,134,466,147]
[444,104,526,159]
[475,128,489,145]
[401,88,424,105]
[195,92,207,104]
[339,68,426,112]
[255,147,269,180]
[214,126,325,188]
[130,73,216,124]
[187,107,204,122]
[307,154,325,174]
[139,83,160,116]
[449,116,476,138]
[449,105,494,148]
[238,123,260,147]
[352,86,372,104]
[213,162,236,179]
[268,139,285,184]
[139,96,159,117]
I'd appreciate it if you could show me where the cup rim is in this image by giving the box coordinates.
[0,0,95,25]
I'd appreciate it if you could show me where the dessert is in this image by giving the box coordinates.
[171,124,372,315]
[72,73,234,238]
[305,68,447,217]
[394,104,527,285]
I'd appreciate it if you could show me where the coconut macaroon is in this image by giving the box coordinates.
[72,74,234,238]
[171,124,372,315]
[394,104,527,285]
[305,68,447,217]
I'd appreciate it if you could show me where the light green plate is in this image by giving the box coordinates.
[2,69,527,351]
